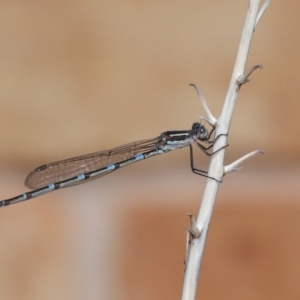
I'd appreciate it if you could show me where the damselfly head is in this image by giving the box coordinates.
[191,122,209,140]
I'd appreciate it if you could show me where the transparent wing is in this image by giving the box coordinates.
[25,137,159,189]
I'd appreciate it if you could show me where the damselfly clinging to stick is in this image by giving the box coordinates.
[0,122,227,208]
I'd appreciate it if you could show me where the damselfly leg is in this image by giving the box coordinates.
[190,132,228,182]
[195,133,228,156]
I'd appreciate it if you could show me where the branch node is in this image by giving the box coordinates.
[224,149,264,175]
[186,212,201,238]
[189,83,217,126]
[237,64,263,86]
[185,213,202,268]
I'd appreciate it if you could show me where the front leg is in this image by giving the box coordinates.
[196,133,229,156]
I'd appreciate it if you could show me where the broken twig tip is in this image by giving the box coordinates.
[189,84,217,126]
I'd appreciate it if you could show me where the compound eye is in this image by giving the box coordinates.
[191,122,208,138]
[198,125,208,138]
[197,125,204,134]
[192,122,200,131]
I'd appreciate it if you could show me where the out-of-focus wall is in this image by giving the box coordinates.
[0,2,299,299]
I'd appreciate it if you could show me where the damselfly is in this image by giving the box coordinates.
[0,122,225,208]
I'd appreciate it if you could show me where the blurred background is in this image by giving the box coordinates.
[0,1,299,299]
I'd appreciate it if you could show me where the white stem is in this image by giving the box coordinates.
[181,1,269,299]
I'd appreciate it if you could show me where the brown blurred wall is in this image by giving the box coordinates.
[0,1,299,299]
